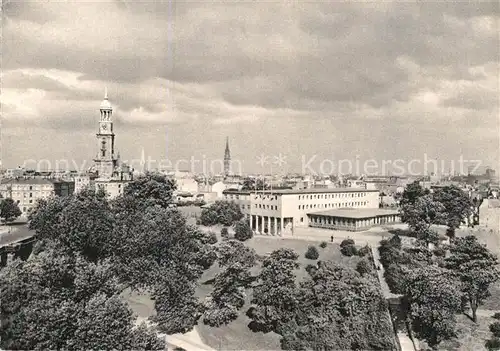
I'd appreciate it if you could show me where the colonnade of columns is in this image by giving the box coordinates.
[250,215,290,236]
[309,214,401,231]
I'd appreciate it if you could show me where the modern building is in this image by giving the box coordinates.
[0,177,75,216]
[307,208,400,232]
[223,188,380,236]
[92,90,133,198]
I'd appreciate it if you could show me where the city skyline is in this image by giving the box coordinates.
[2,1,499,174]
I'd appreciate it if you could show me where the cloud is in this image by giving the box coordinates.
[1,0,498,171]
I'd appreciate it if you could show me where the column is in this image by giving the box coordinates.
[280,217,284,236]
[273,217,277,236]
[256,216,261,234]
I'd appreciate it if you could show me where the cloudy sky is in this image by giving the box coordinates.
[2,0,499,175]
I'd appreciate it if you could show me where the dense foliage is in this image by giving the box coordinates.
[0,197,22,223]
[445,235,500,322]
[200,200,244,226]
[233,219,253,241]
[248,248,300,334]
[280,261,397,350]
[404,265,462,347]
[0,248,165,350]
[304,245,319,260]
[13,173,218,348]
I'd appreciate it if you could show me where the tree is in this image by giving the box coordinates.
[0,198,22,223]
[217,239,257,269]
[0,248,164,350]
[203,263,250,327]
[403,265,461,347]
[319,241,328,249]
[444,235,500,323]
[241,178,270,191]
[29,181,218,337]
[400,195,445,236]
[29,188,114,261]
[433,186,472,238]
[122,171,176,209]
[203,241,256,327]
[200,201,243,226]
[400,181,429,207]
[233,219,253,241]
[281,261,397,350]
[305,245,319,260]
[248,248,299,334]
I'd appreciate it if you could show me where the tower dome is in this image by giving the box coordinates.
[100,87,112,110]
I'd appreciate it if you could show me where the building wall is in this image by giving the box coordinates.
[95,181,127,199]
[223,189,380,234]
[0,179,74,216]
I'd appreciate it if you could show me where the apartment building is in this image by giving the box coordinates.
[0,177,75,216]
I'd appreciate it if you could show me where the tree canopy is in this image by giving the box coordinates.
[0,247,165,350]
[404,265,462,347]
[13,172,219,348]
[0,198,22,223]
[199,200,244,226]
[433,185,472,237]
[444,235,500,322]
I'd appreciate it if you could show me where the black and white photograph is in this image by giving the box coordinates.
[0,1,499,350]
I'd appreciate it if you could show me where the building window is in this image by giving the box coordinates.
[29,200,33,204]
[29,186,33,190]
[300,217,304,222]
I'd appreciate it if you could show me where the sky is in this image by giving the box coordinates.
[1,0,499,176]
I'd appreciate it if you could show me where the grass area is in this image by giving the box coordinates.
[438,314,497,351]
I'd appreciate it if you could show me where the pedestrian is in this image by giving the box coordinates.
[330,235,333,242]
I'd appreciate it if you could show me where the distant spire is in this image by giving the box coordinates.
[104,86,108,100]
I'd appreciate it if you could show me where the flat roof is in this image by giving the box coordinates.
[308,208,400,219]
[223,188,379,195]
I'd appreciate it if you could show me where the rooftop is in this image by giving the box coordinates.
[223,188,379,195]
[0,178,74,185]
[309,208,400,219]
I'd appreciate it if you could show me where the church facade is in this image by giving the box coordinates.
[90,90,133,198]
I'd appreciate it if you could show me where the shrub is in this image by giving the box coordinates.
[305,246,319,260]
[340,239,355,248]
[490,322,500,338]
[340,244,358,257]
[357,245,371,257]
[305,264,317,275]
[384,263,406,294]
[388,235,402,250]
[433,247,446,257]
[485,338,500,351]
[356,259,372,275]
[319,241,328,249]
[206,231,218,245]
[221,227,229,239]
[233,220,253,242]
[493,312,500,320]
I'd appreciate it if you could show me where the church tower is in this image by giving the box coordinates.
[223,137,231,177]
[94,88,118,179]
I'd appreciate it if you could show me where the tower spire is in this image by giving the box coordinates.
[224,137,231,177]
[104,86,108,100]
